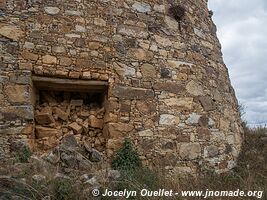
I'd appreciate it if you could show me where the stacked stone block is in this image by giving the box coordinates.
[0,0,243,173]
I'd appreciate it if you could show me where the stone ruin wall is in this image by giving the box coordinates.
[0,0,243,173]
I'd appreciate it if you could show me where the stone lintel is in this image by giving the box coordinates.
[32,76,108,92]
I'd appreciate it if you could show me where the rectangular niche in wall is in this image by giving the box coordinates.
[32,76,108,153]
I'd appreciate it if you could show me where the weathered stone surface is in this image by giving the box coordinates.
[0,106,33,120]
[164,16,178,30]
[107,139,123,151]
[35,112,55,125]
[35,126,59,138]
[56,70,68,77]
[21,51,38,61]
[65,10,83,16]
[74,38,85,47]
[167,60,193,68]
[53,107,68,121]
[112,86,154,100]
[69,71,80,79]
[140,64,157,79]
[23,42,34,49]
[198,96,216,111]
[186,113,201,125]
[0,24,24,41]
[21,124,34,135]
[5,85,29,103]
[75,25,86,32]
[68,122,83,134]
[163,97,193,109]
[120,103,131,113]
[198,116,209,127]
[197,127,211,140]
[179,143,201,160]
[108,123,134,138]
[161,140,176,150]
[82,72,91,79]
[136,101,156,114]
[209,118,216,127]
[94,18,106,26]
[87,42,102,50]
[160,68,171,78]
[52,46,66,53]
[127,48,153,61]
[213,90,223,102]
[89,149,102,162]
[44,7,60,15]
[42,55,57,64]
[154,82,184,95]
[118,25,148,38]
[19,63,33,70]
[114,62,135,77]
[194,28,205,38]
[60,134,79,151]
[132,2,151,13]
[219,118,230,132]
[204,145,219,157]
[186,80,204,96]
[138,129,154,137]
[89,115,103,129]
[211,131,226,142]
[76,59,91,68]
[0,127,24,135]
[159,114,180,126]
[154,35,172,47]
[153,4,165,13]
[0,0,6,8]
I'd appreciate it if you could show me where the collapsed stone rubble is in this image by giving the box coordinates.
[34,91,106,154]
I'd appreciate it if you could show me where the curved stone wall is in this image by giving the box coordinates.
[0,0,243,173]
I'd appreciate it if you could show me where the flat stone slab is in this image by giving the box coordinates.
[112,85,154,100]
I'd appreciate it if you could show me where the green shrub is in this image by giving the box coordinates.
[16,146,32,163]
[111,139,141,171]
[53,180,73,200]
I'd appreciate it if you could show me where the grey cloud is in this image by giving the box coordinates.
[209,0,267,126]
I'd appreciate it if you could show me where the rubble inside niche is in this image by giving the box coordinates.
[34,90,106,154]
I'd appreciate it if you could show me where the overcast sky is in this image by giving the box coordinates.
[208,0,267,127]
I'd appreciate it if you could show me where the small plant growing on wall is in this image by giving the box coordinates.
[53,179,74,200]
[209,10,214,17]
[169,5,186,31]
[111,139,141,171]
[169,5,185,22]
[15,146,32,163]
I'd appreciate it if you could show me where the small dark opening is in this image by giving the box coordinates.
[38,90,105,108]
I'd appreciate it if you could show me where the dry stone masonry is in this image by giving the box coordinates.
[0,0,243,173]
